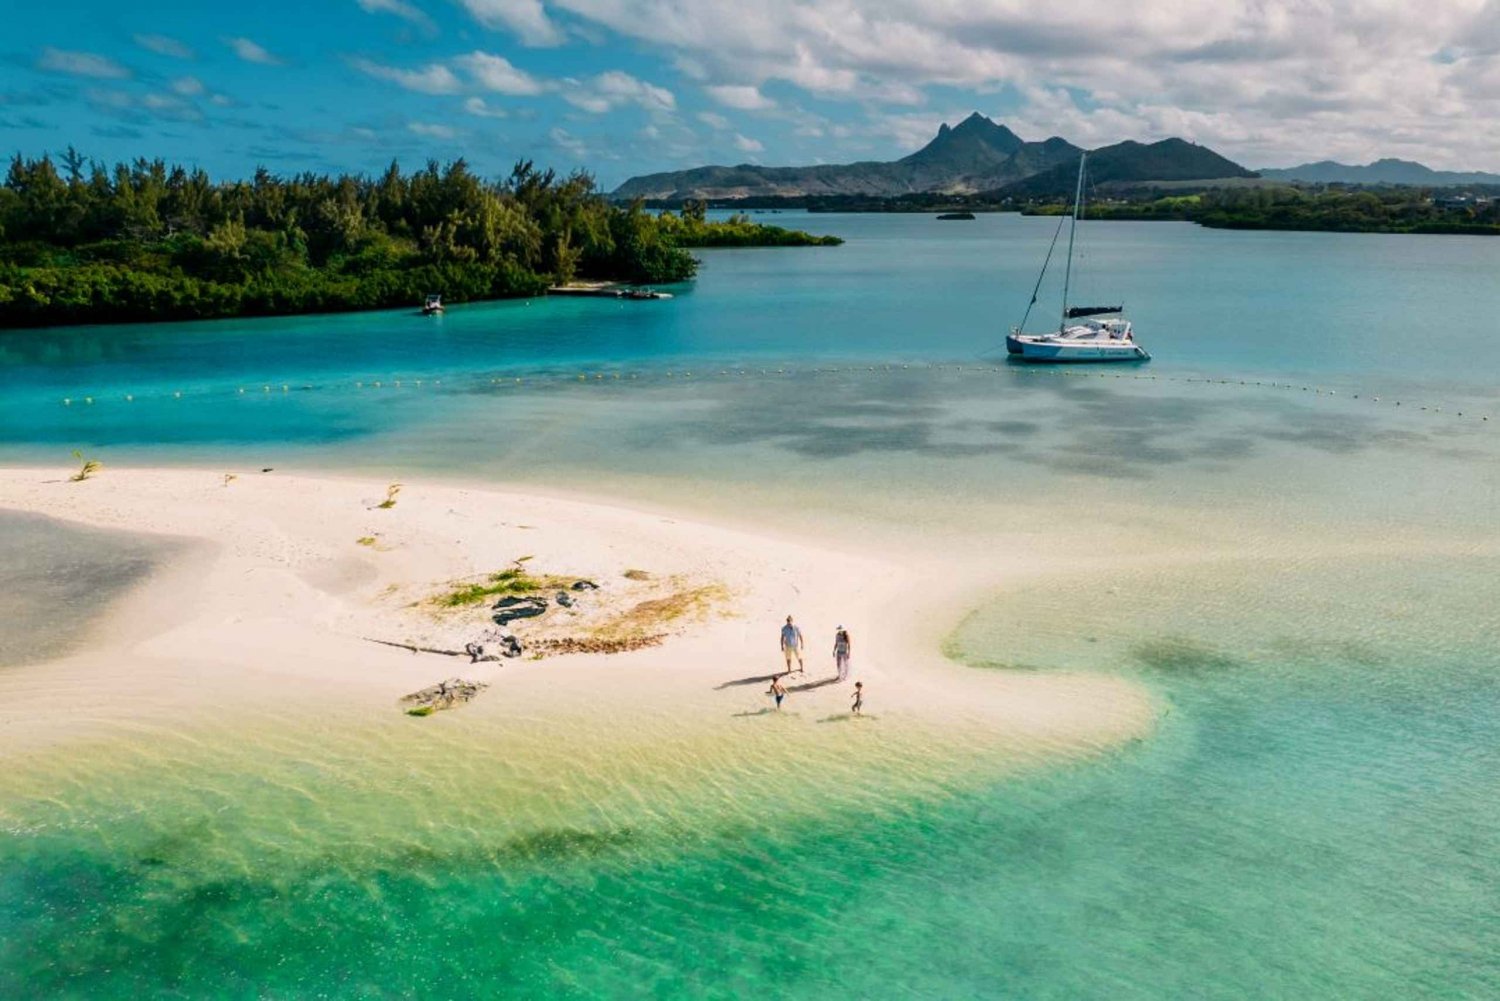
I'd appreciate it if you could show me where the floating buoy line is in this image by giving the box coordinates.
[51,362,1494,424]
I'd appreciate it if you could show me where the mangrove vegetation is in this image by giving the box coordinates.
[0,154,840,328]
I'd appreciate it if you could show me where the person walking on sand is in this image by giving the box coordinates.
[851,681,864,716]
[833,625,852,681]
[768,676,787,711]
[780,615,805,674]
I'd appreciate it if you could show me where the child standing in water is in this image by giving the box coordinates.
[851,681,864,716]
[767,676,787,711]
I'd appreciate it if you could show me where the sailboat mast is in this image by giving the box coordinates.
[1059,153,1086,331]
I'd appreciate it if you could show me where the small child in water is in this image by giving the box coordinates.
[768,676,787,711]
[851,681,864,716]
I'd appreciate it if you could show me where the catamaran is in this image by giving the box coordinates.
[1005,154,1149,363]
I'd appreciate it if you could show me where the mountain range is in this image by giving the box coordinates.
[1256,158,1500,186]
[612,113,1255,200]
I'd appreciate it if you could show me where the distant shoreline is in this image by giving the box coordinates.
[646,188,1500,236]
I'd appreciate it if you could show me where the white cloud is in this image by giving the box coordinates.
[548,126,589,158]
[705,84,774,110]
[456,51,544,95]
[352,58,463,94]
[171,76,205,96]
[733,133,764,152]
[561,71,675,113]
[356,0,434,28]
[133,34,194,59]
[697,111,730,129]
[37,48,130,79]
[464,96,509,118]
[135,91,204,122]
[408,121,458,139]
[86,89,135,111]
[225,37,282,66]
[458,0,565,46]
[539,0,1500,169]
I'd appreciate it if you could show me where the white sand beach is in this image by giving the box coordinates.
[0,466,1154,772]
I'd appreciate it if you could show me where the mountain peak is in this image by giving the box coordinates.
[901,113,1025,169]
[949,112,1018,143]
[611,118,1248,200]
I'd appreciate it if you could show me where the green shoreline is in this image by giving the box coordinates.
[0,156,839,329]
[644,187,1500,236]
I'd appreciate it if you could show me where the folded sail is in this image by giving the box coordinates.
[1066,305,1123,319]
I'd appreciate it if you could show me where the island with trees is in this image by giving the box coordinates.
[1022,185,1500,234]
[0,154,840,328]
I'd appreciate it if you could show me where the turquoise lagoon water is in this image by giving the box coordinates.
[3,215,1500,997]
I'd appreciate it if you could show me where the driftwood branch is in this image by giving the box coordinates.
[363,637,468,657]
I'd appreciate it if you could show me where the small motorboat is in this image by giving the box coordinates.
[620,288,673,300]
[422,293,444,315]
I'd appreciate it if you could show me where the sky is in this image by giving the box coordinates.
[4,0,1500,189]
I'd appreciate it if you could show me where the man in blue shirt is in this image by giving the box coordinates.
[780,615,805,674]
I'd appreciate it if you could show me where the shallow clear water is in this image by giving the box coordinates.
[0,511,176,667]
[3,215,1499,997]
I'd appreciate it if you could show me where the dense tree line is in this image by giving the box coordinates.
[0,153,837,328]
[1023,185,1500,233]
[1193,186,1500,233]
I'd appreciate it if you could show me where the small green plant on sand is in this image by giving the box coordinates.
[356,536,377,547]
[622,568,651,581]
[223,473,238,487]
[406,705,435,717]
[377,483,402,509]
[432,561,575,608]
[70,450,101,482]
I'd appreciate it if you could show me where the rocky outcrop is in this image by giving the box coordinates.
[465,629,523,661]
[401,677,489,714]
[493,595,548,625]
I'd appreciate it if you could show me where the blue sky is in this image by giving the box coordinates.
[4,1,1499,188]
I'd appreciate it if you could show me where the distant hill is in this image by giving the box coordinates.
[613,113,1095,199]
[1258,158,1500,186]
[992,139,1258,198]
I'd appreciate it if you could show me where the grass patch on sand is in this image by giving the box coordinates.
[432,565,577,609]
[356,536,377,547]
[405,706,435,717]
[622,568,651,581]
[591,582,729,643]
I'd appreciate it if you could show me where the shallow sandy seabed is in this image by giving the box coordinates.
[0,467,1157,847]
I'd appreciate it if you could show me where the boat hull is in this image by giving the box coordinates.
[1005,333,1150,363]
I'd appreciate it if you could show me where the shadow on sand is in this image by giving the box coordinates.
[715,672,784,691]
[817,713,875,723]
[789,676,842,693]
